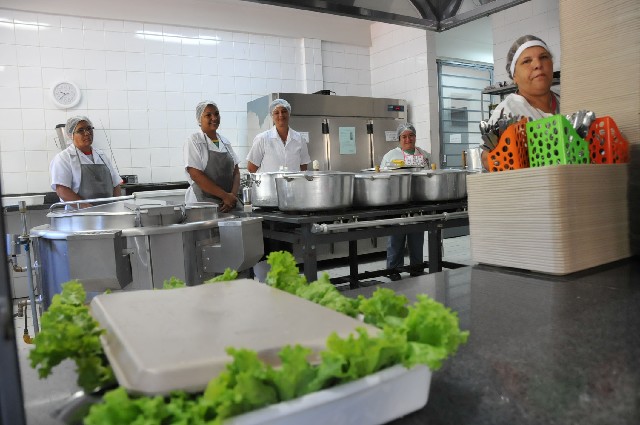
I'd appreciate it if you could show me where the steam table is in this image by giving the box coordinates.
[245,201,469,287]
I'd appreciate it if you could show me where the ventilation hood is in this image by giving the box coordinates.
[238,0,530,32]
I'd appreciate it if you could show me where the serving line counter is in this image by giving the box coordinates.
[242,201,469,287]
[13,257,639,424]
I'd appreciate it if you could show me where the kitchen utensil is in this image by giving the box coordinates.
[411,169,467,202]
[275,171,354,211]
[251,172,294,208]
[353,172,411,207]
[467,147,484,172]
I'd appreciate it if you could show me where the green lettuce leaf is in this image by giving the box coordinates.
[29,280,115,393]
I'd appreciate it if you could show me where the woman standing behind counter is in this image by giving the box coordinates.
[483,35,560,169]
[381,123,431,281]
[488,34,560,124]
[246,98,310,173]
[50,116,122,207]
[184,101,240,213]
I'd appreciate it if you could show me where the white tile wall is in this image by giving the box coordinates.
[491,0,561,84]
[0,9,370,195]
[369,23,439,156]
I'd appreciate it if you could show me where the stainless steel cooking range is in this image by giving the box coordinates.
[30,196,264,308]
[247,93,407,172]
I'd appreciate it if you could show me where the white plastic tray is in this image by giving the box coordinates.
[227,364,431,425]
[90,280,380,396]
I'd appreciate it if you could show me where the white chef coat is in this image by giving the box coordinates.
[50,145,121,195]
[246,126,311,173]
[380,146,431,168]
[488,92,560,124]
[184,131,239,204]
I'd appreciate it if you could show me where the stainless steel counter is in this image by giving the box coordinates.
[243,201,469,287]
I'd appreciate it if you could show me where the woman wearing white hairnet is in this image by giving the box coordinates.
[246,98,310,172]
[482,35,560,169]
[380,123,431,169]
[381,123,431,281]
[488,34,560,124]
[184,101,240,213]
[49,116,122,207]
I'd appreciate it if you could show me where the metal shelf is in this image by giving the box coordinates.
[482,78,560,96]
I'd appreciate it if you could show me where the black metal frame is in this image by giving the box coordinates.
[251,201,469,288]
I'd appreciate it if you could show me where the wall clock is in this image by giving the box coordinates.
[51,81,81,109]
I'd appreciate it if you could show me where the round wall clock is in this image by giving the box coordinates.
[51,81,81,109]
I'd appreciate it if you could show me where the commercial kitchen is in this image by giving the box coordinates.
[1,0,639,424]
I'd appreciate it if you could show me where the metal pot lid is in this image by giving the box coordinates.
[354,171,410,179]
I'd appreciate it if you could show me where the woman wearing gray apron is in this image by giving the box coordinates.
[184,101,240,213]
[49,116,121,208]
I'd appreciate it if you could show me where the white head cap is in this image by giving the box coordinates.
[269,98,291,116]
[65,115,93,139]
[196,101,217,124]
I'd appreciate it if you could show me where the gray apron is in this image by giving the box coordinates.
[76,148,113,200]
[192,136,235,203]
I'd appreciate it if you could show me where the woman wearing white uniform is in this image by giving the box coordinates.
[488,35,560,124]
[380,123,431,169]
[482,35,560,169]
[184,101,240,213]
[381,123,431,281]
[50,116,121,208]
[246,98,310,173]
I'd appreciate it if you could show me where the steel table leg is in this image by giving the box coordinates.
[301,225,318,282]
[428,222,442,273]
[348,240,359,289]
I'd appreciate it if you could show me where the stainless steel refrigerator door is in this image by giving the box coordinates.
[325,117,373,172]
[287,116,326,169]
[369,118,403,167]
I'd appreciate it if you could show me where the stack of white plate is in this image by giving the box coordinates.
[467,164,630,275]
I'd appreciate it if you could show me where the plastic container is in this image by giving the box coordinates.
[487,118,529,172]
[585,116,630,164]
[526,115,590,167]
[227,364,431,425]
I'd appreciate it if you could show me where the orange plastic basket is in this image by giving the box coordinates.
[585,116,629,164]
[487,118,529,172]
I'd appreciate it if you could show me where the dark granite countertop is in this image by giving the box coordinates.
[343,258,640,425]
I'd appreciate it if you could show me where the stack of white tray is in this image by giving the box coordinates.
[467,164,630,275]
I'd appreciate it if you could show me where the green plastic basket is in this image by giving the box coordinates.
[526,115,590,167]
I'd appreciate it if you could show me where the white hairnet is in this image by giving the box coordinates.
[65,116,93,139]
[196,101,218,124]
[396,123,416,140]
[506,35,551,79]
[269,98,291,116]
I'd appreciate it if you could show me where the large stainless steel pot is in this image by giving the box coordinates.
[411,169,467,202]
[275,171,354,211]
[184,202,218,222]
[32,199,262,309]
[251,172,294,208]
[48,201,186,231]
[353,172,411,207]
